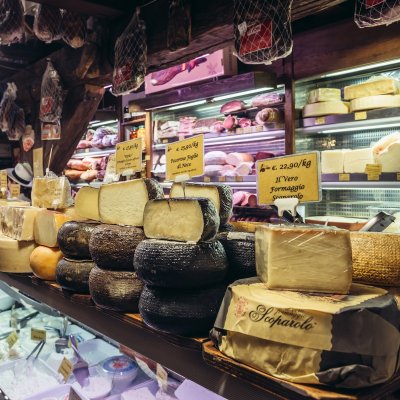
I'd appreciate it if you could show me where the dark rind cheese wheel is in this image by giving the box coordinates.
[139,284,226,336]
[89,224,145,271]
[217,232,256,281]
[170,183,233,225]
[144,198,219,243]
[134,239,228,288]
[57,221,101,259]
[89,266,143,312]
[56,258,94,293]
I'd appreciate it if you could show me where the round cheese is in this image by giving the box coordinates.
[350,95,400,112]
[134,239,228,288]
[89,225,145,271]
[89,266,143,312]
[56,258,95,293]
[30,246,63,281]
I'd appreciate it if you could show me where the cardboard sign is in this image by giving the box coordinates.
[166,135,204,182]
[6,331,18,349]
[31,328,46,341]
[9,183,20,199]
[0,170,7,189]
[257,152,321,205]
[33,147,44,177]
[58,357,73,382]
[116,138,142,176]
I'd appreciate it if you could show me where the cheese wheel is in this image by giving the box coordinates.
[350,95,400,112]
[302,101,349,118]
[139,285,226,336]
[57,221,101,260]
[56,258,95,293]
[89,225,145,270]
[0,235,36,273]
[226,153,254,167]
[34,210,73,247]
[134,239,228,288]
[89,266,143,312]
[30,246,63,281]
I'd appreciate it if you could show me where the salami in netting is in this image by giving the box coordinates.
[167,0,191,51]
[0,0,24,45]
[355,0,400,27]
[33,4,62,43]
[233,0,293,64]
[62,11,86,48]
[112,9,147,96]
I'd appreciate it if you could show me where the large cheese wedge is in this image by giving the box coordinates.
[321,149,349,174]
[343,148,374,173]
[61,206,88,221]
[372,132,400,156]
[29,246,63,280]
[212,279,400,388]
[32,176,72,209]
[74,187,100,221]
[307,88,341,104]
[99,179,163,226]
[344,77,400,100]
[143,198,219,243]
[89,224,145,270]
[302,101,349,118]
[134,239,228,288]
[0,206,41,241]
[170,183,233,225]
[34,210,73,247]
[350,95,400,112]
[375,141,400,172]
[56,258,95,293]
[0,235,36,273]
[255,224,352,294]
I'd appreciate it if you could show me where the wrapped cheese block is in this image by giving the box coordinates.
[344,77,400,100]
[32,176,73,209]
[0,206,40,241]
[343,148,374,173]
[307,88,341,104]
[350,95,400,112]
[211,279,400,388]
[226,153,254,167]
[0,235,36,273]
[255,224,352,294]
[320,149,349,174]
[303,101,349,118]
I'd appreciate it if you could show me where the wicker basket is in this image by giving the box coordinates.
[351,232,400,286]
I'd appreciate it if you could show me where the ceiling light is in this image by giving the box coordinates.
[89,119,118,128]
[167,100,207,111]
[213,87,273,102]
[321,122,400,133]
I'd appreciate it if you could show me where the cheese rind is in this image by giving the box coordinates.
[143,198,219,243]
[34,210,72,247]
[255,224,352,294]
[302,101,349,118]
[343,148,374,173]
[321,150,349,174]
[99,179,163,226]
[307,88,341,104]
[350,95,400,112]
[0,206,41,241]
[0,234,36,273]
[74,187,100,221]
[344,77,400,100]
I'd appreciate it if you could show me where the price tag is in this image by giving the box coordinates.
[218,176,226,182]
[235,176,244,182]
[9,183,20,199]
[31,328,46,341]
[162,139,168,144]
[365,163,382,175]
[33,147,44,177]
[367,173,380,181]
[69,387,83,400]
[315,117,326,125]
[156,363,168,392]
[58,357,73,382]
[257,152,321,205]
[339,173,350,181]
[0,169,7,189]
[354,111,367,121]
[116,138,142,176]
[166,134,204,182]
[203,176,211,182]
[6,331,18,349]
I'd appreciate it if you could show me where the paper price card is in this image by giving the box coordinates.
[166,134,204,182]
[116,138,142,176]
[0,169,7,188]
[9,183,20,199]
[58,357,73,382]
[31,328,46,341]
[6,331,18,349]
[257,152,321,205]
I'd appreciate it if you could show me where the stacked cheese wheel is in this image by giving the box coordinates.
[135,183,233,336]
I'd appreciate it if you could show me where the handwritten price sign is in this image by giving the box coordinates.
[166,135,204,182]
[116,138,142,175]
[257,152,321,205]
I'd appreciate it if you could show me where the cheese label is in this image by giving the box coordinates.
[58,357,73,382]
[257,152,321,205]
[9,183,20,199]
[203,176,211,182]
[156,363,168,392]
[235,176,244,182]
[218,176,226,182]
[354,111,367,121]
[116,138,142,176]
[315,117,326,125]
[6,331,18,349]
[365,164,382,175]
[367,173,380,181]
[339,173,350,181]
[31,328,46,341]
[69,388,83,400]
[33,147,44,177]
[166,134,204,182]
[0,170,7,189]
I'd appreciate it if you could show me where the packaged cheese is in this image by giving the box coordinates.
[302,101,349,118]
[211,278,400,388]
[307,88,341,104]
[344,77,400,100]
[255,225,352,294]
[320,149,349,174]
[0,206,41,241]
[343,148,374,173]
[0,234,36,273]
[32,175,73,209]
[350,94,400,112]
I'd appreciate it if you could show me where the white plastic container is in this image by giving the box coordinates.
[78,338,120,366]
[99,355,139,391]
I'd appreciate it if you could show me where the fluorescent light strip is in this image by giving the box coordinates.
[213,87,273,102]
[322,58,400,78]
[103,84,113,89]
[321,122,400,133]
[89,119,118,128]
[167,100,207,111]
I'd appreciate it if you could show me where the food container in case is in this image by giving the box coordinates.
[99,355,139,391]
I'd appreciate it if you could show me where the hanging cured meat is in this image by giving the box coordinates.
[0,0,24,45]
[355,0,400,27]
[167,0,191,51]
[62,11,86,48]
[33,4,62,43]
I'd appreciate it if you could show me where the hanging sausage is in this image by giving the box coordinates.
[0,0,24,45]
[33,4,62,43]
[355,0,400,27]
[62,11,86,48]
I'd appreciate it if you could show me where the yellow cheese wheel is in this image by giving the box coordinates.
[30,246,63,281]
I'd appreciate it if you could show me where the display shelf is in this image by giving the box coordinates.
[121,117,146,126]
[71,147,115,159]
[0,272,278,400]
[159,177,257,192]
[202,341,400,400]
[321,181,400,189]
[71,181,104,189]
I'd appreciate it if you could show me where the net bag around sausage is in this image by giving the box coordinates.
[61,10,86,48]
[33,4,62,43]
[0,0,24,45]
[112,8,147,96]
[355,0,400,27]
[233,0,293,64]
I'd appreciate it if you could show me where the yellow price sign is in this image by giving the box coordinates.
[0,170,7,189]
[315,117,326,125]
[33,147,44,177]
[339,173,350,181]
[6,331,18,349]
[166,135,204,182]
[354,111,367,121]
[9,183,20,199]
[257,152,321,205]
[365,163,382,175]
[58,357,73,382]
[31,328,46,341]
[116,138,142,175]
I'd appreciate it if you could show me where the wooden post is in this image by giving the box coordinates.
[283,54,295,155]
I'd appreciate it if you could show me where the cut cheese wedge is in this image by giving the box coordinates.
[307,88,341,104]
[350,95,400,112]
[62,206,88,221]
[0,206,41,241]
[74,186,100,221]
[375,141,400,172]
[321,149,349,174]
[302,101,349,118]
[256,224,352,294]
[170,183,232,225]
[143,198,219,243]
[344,77,400,100]
[343,148,374,173]
[99,179,163,226]
[0,234,36,273]
[34,210,73,247]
